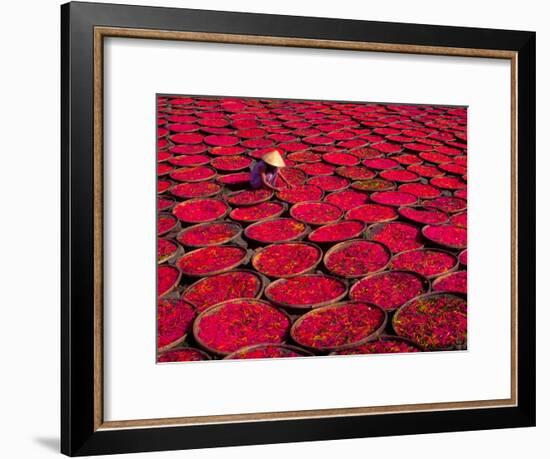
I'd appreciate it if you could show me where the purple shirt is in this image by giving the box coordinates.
[250,160,277,189]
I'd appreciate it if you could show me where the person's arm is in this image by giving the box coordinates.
[261,171,279,190]
[277,169,293,188]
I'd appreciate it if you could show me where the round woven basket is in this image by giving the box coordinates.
[389,247,459,280]
[157,333,188,354]
[252,242,323,279]
[305,176,351,193]
[396,205,450,226]
[392,292,467,351]
[458,249,467,266]
[323,239,392,279]
[344,205,400,225]
[176,245,251,277]
[176,221,243,248]
[290,301,388,353]
[229,202,288,225]
[308,220,367,245]
[157,196,177,212]
[170,181,222,200]
[364,221,424,254]
[157,213,180,236]
[157,238,183,264]
[181,269,268,312]
[351,178,396,192]
[172,197,230,224]
[348,269,431,312]
[244,217,311,244]
[224,189,274,207]
[264,274,349,309]
[169,166,218,183]
[421,224,467,250]
[289,200,344,226]
[431,270,467,295]
[193,299,291,356]
[157,265,182,298]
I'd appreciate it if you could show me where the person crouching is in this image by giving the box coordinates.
[250,150,291,189]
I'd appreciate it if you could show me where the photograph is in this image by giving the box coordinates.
[56,1,535,455]
[156,95,468,362]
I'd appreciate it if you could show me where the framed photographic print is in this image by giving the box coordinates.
[61,1,536,456]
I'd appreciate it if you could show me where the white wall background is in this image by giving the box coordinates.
[0,0,544,458]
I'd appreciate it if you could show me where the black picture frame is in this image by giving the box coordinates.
[61,1,536,456]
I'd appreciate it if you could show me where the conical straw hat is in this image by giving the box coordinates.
[262,150,286,168]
